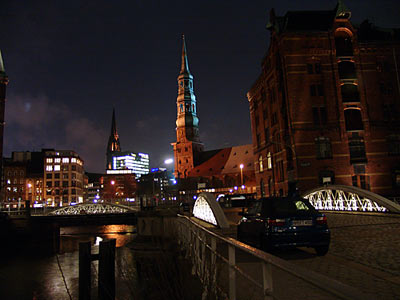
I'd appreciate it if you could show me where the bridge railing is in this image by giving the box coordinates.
[174,215,375,300]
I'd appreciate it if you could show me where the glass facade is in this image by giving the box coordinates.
[109,152,150,178]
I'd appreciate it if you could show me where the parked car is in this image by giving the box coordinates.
[237,196,330,256]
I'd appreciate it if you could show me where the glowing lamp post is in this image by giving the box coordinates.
[239,164,244,187]
[164,158,173,165]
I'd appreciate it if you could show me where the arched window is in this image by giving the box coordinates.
[341,83,360,102]
[260,179,265,197]
[267,152,272,169]
[338,61,356,79]
[180,104,183,112]
[344,108,363,131]
[259,155,264,172]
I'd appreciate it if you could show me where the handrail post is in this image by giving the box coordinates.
[211,237,217,293]
[228,244,236,300]
[262,262,273,300]
[201,231,206,279]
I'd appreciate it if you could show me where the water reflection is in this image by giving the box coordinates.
[59,225,136,252]
[0,225,137,300]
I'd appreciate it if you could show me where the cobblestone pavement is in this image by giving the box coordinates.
[275,212,400,299]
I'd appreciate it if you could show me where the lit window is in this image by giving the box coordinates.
[46,158,53,163]
[54,165,60,171]
[55,158,61,163]
[7,179,10,184]
[62,158,69,163]
[71,158,77,163]
[46,165,53,172]
[259,155,264,172]
[267,152,272,169]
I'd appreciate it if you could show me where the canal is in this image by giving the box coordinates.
[0,225,139,300]
[0,224,203,300]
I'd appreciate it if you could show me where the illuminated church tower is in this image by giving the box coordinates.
[0,51,8,183]
[172,36,203,178]
[106,108,121,170]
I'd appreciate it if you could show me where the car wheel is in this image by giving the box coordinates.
[315,245,329,256]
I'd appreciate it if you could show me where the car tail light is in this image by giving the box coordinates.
[267,218,286,226]
[316,215,327,225]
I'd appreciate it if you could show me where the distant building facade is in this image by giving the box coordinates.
[43,149,85,206]
[84,172,103,203]
[247,3,400,197]
[101,173,137,204]
[172,37,256,195]
[2,149,84,208]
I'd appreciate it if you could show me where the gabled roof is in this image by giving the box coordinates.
[189,144,254,178]
[357,20,400,42]
[267,2,351,34]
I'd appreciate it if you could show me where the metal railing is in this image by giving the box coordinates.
[174,215,376,300]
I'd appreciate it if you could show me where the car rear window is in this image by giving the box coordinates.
[262,197,316,217]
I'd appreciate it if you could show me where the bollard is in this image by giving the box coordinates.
[79,241,92,300]
[99,239,116,300]
[25,200,31,217]
[79,239,116,300]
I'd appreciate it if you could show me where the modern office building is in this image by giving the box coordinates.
[107,151,150,178]
[247,2,400,197]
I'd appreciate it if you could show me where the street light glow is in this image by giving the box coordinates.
[164,158,174,164]
[240,164,244,169]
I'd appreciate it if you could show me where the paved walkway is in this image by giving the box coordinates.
[274,212,400,300]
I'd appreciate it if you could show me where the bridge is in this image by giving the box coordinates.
[47,202,137,216]
[160,188,400,299]
[31,203,139,226]
[302,185,400,213]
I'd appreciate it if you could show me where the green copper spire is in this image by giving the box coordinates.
[180,35,191,75]
[335,0,351,19]
[0,50,6,76]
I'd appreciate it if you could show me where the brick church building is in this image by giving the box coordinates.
[247,1,400,198]
[172,37,256,195]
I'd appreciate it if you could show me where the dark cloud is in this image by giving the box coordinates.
[4,94,108,172]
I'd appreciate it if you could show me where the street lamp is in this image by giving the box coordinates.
[240,164,244,187]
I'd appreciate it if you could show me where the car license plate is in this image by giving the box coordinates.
[292,220,312,226]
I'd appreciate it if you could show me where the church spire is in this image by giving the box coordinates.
[180,35,191,75]
[172,36,203,178]
[111,107,117,136]
[106,108,121,170]
[0,50,8,82]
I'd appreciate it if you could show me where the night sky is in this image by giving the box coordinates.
[1,0,399,173]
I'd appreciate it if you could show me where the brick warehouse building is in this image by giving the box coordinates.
[247,2,400,198]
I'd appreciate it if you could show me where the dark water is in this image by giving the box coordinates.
[0,225,138,300]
